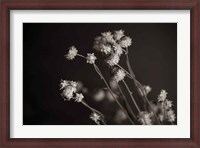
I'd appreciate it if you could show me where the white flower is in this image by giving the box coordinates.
[101,31,114,43]
[138,111,152,125]
[74,93,84,102]
[62,86,75,100]
[101,44,112,54]
[60,80,78,100]
[113,30,124,41]
[119,36,132,48]
[114,69,126,82]
[93,37,104,51]
[60,79,68,90]
[158,89,168,102]
[164,99,173,109]
[90,112,101,124]
[65,46,78,60]
[143,85,152,95]
[68,81,78,88]
[166,109,176,122]
[86,53,97,64]
[113,43,123,56]
[106,54,120,66]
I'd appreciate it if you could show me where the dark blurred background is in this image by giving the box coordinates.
[23,23,177,125]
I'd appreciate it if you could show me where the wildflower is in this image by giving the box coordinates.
[144,85,152,95]
[119,36,132,48]
[65,46,78,60]
[68,81,78,88]
[90,112,101,124]
[60,79,68,90]
[166,109,176,122]
[106,54,120,66]
[113,30,124,41]
[158,89,168,102]
[93,37,102,51]
[113,43,123,56]
[138,111,152,125]
[60,80,78,100]
[164,99,173,109]
[74,93,84,102]
[101,44,112,54]
[62,86,75,100]
[114,69,126,82]
[101,31,115,43]
[86,53,97,64]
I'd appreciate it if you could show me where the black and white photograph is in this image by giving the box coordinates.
[23,23,177,125]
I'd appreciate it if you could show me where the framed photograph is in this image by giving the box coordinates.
[1,0,199,147]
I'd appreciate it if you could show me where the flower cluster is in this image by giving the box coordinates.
[60,29,176,125]
[93,30,132,66]
[138,111,152,125]
[157,90,176,123]
[60,79,84,102]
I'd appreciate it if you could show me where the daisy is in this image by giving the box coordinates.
[86,53,97,64]
[65,46,78,60]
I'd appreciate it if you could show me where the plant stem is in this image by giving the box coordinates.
[125,49,161,124]
[77,54,87,59]
[116,64,132,78]
[117,83,137,121]
[93,64,135,125]
[122,80,141,113]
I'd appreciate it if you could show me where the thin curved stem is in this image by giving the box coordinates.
[117,83,137,121]
[77,54,87,59]
[82,101,106,125]
[125,49,161,124]
[122,80,141,112]
[116,64,132,79]
[93,64,135,125]
[125,49,135,78]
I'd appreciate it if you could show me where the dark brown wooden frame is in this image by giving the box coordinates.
[0,0,199,147]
